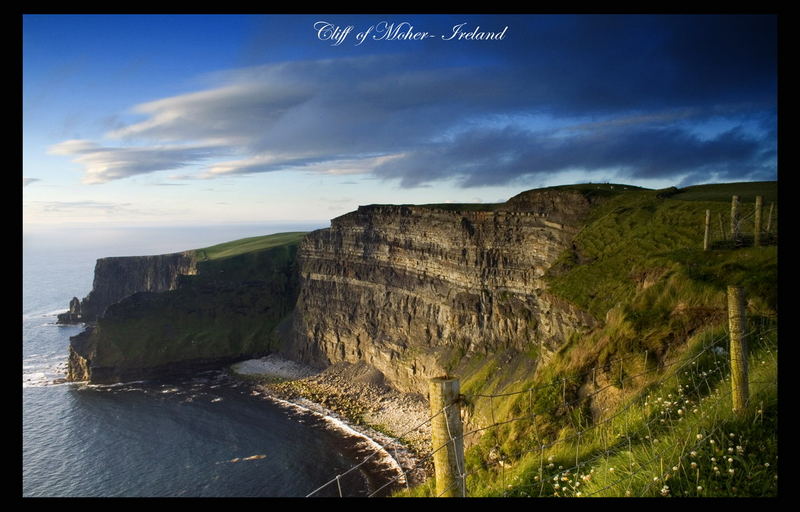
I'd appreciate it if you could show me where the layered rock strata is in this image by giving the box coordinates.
[285,189,598,394]
[58,252,197,324]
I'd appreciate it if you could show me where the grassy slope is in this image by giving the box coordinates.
[194,231,307,261]
[91,232,306,371]
[399,181,778,497]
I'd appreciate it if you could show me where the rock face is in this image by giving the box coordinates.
[57,297,83,324]
[65,241,300,384]
[284,189,599,394]
[68,252,198,323]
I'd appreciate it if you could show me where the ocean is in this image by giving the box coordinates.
[21,224,386,497]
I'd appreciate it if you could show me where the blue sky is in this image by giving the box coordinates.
[22,14,777,228]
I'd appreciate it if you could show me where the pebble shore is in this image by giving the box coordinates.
[229,355,433,491]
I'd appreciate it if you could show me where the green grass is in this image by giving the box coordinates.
[396,181,777,498]
[546,183,777,320]
[194,231,307,261]
[537,182,649,200]
[402,321,777,498]
[669,181,778,203]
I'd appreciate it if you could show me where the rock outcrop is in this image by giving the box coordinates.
[57,297,83,324]
[57,251,197,324]
[283,189,599,394]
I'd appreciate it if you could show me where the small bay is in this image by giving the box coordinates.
[22,223,381,497]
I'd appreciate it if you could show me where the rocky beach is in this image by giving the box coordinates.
[229,354,433,494]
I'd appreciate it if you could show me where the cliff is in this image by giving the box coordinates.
[283,189,601,394]
[66,233,304,383]
[63,188,648,388]
[58,252,197,324]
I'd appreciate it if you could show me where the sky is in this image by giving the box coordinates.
[22,14,778,228]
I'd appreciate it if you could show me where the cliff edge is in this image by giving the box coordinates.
[57,251,197,324]
[65,233,305,383]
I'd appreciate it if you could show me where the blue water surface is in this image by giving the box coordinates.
[22,224,377,497]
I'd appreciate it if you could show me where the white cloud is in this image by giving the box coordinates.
[23,177,41,187]
[48,139,220,184]
[48,55,513,185]
[199,152,406,179]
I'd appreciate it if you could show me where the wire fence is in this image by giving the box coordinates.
[708,199,778,248]
[305,317,777,498]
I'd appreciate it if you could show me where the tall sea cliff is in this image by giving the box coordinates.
[62,188,617,387]
[284,189,599,394]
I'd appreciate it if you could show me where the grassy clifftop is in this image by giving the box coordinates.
[402,181,778,497]
[194,231,307,261]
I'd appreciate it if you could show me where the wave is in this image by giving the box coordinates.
[22,309,68,321]
[262,395,407,495]
[22,371,71,388]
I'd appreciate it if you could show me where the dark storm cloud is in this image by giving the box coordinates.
[373,123,775,188]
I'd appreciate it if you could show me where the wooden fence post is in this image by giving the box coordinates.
[718,212,726,241]
[754,196,763,247]
[430,377,465,497]
[703,209,711,251]
[727,286,749,415]
[730,195,741,244]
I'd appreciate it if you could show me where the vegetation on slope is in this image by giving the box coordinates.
[194,231,307,261]
[398,181,778,497]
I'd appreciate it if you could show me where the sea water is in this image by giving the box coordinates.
[21,224,381,497]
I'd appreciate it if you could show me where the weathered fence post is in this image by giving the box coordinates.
[703,209,711,251]
[718,212,726,241]
[727,286,749,415]
[730,195,741,244]
[754,196,763,247]
[430,377,465,497]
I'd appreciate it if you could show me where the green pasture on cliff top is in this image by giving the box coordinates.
[193,231,307,261]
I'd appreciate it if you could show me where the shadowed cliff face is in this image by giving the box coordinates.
[78,252,198,321]
[285,190,599,394]
[66,239,301,384]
